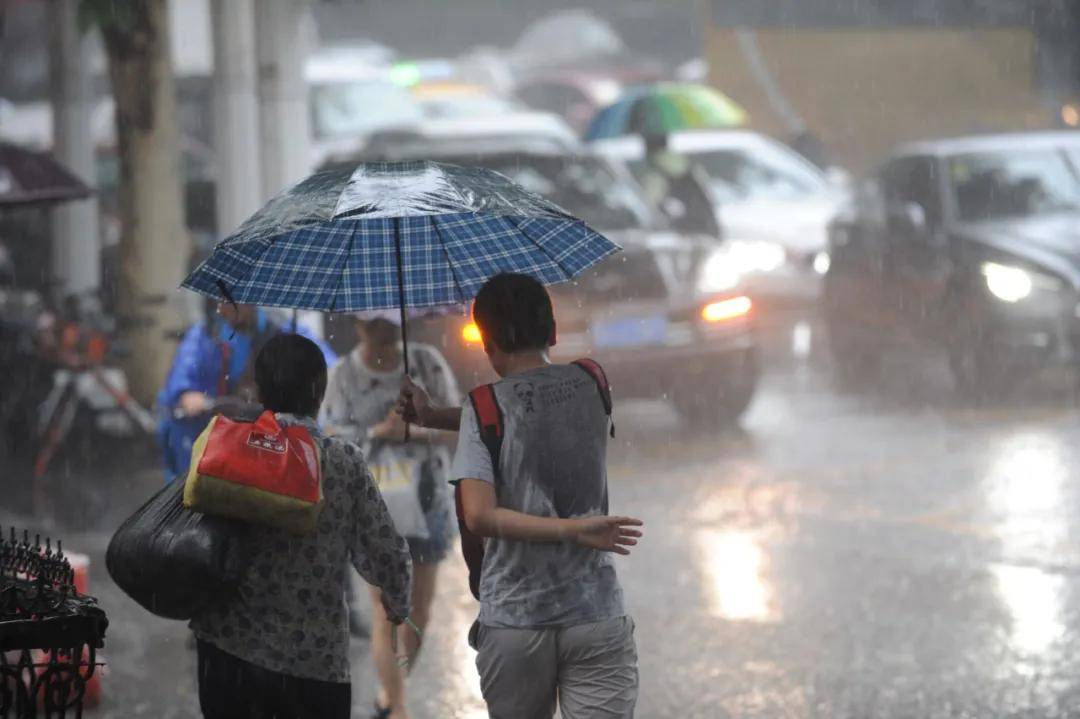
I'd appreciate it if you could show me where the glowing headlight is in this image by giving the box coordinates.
[813,251,831,275]
[982,262,1033,303]
[697,251,741,294]
[725,240,787,275]
[462,322,483,345]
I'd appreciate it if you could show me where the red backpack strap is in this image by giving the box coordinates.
[572,358,615,438]
[468,384,504,480]
[455,383,503,601]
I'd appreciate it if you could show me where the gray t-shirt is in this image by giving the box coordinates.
[451,363,625,629]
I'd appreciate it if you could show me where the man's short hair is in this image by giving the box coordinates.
[254,334,327,417]
[473,273,554,353]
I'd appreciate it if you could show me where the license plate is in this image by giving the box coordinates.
[591,314,669,349]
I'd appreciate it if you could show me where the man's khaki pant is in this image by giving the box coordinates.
[473,616,638,719]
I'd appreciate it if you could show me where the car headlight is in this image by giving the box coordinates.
[981,262,1033,303]
[725,239,787,275]
[813,251,831,275]
[697,250,741,294]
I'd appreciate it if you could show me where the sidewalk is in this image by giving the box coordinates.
[1,448,491,719]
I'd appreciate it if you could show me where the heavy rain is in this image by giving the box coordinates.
[2,1,1080,717]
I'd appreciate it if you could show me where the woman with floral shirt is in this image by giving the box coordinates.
[191,333,412,719]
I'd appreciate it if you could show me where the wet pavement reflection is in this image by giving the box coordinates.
[697,528,777,623]
[24,339,1080,717]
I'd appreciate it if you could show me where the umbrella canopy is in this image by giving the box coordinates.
[584,83,748,141]
[0,143,93,208]
[182,160,619,312]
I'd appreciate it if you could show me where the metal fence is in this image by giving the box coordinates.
[0,528,107,719]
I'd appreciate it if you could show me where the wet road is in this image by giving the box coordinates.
[24,339,1080,718]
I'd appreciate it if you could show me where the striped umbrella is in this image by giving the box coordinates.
[585,83,748,141]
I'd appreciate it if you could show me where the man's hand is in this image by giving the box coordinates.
[397,376,432,427]
[178,391,209,417]
[570,516,644,556]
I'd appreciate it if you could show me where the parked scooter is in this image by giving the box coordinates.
[31,293,156,523]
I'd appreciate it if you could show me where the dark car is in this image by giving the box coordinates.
[823,132,1080,395]
[341,141,760,424]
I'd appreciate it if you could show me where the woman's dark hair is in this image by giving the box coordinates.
[254,334,327,417]
[472,273,554,353]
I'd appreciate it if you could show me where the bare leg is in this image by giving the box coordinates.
[369,562,440,719]
[403,561,439,664]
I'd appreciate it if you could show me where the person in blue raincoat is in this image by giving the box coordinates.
[157,301,337,481]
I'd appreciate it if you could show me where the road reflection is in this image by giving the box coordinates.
[986,432,1068,659]
[991,563,1065,658]
[693,481,791,623]
[434,544,487,718]
[697,528,777,622]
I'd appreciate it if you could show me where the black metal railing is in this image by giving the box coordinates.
[0,528,108,719]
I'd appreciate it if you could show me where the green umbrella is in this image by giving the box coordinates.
[585,83,748,140]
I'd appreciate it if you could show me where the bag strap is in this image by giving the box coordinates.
[468,383,503,482]
[572,358,615,438]
[252,410,281,434]
[456,383,503,603]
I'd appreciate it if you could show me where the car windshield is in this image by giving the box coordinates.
[950,148,1080,221]
[688,142,828,202]
[309,81,422,140]
[447,154,653,230]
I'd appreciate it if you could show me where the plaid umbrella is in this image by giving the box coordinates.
[182,160,620,374]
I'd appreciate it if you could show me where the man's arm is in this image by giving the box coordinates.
[457,478,643,555]
[398,376,461,431]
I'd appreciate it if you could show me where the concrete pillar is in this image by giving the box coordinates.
[211,0,262,235]
[49,0,101,298]
[256,0,314,199]
[255,0,321,337]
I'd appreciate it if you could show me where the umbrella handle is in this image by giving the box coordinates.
[394,217,411,442]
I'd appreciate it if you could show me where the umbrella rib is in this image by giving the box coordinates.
[505,216,572,278]
[429,216,470,305]
[319,223,354,314]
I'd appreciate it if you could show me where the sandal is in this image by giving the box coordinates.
[370,701,392,719]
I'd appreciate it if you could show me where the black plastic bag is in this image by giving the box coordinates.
[106,477,249,620]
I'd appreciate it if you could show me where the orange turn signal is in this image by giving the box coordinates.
[462,322,483,344]
[701,296,752,323]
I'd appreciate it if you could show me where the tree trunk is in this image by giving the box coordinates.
[99,0,189,403]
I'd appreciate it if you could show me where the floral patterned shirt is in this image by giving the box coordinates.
[190,414,412,683]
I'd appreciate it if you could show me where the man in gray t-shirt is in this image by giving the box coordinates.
[452,363,625,629]
[400,273,642,719]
